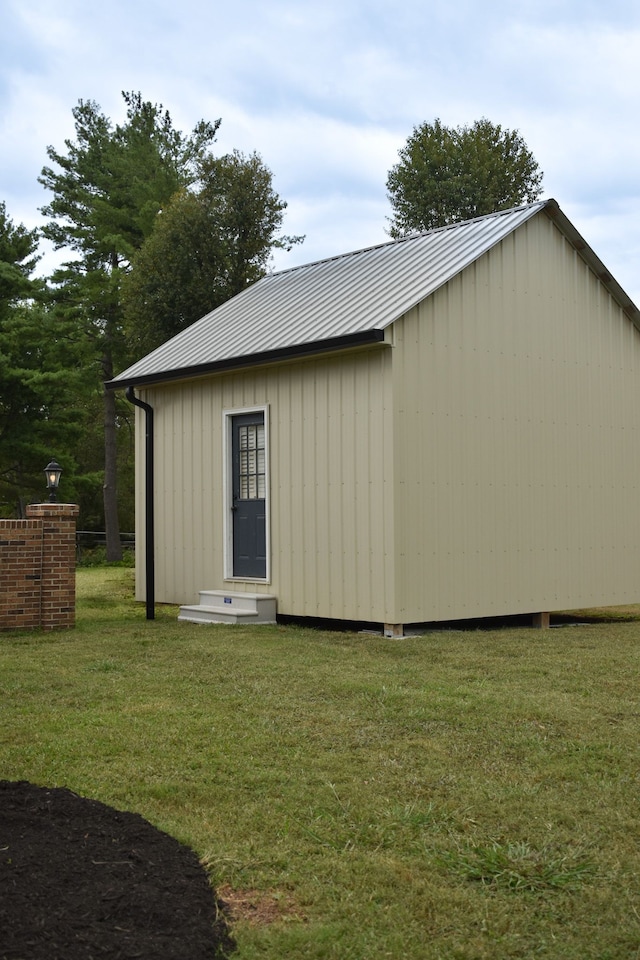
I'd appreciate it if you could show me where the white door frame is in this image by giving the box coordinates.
[222,404,271,582]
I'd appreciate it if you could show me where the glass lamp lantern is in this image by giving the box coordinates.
[44,459,62,503]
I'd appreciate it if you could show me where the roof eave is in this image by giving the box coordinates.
[106,328,387,391]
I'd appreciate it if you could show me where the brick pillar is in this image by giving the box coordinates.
[26,504,80,630]
[0,518,43,630]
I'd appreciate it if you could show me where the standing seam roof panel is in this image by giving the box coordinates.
[112,203,549,384]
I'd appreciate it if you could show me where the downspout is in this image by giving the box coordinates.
[126,386,155,620]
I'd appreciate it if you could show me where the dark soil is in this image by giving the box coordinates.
[0,781,235,959]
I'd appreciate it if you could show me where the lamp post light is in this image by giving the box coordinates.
[44,459,62,503]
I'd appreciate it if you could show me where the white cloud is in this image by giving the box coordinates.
[0,0,639,302]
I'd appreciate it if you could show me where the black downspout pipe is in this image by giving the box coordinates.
[126,386,155,620]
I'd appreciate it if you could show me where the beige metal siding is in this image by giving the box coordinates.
[136,347,396,621]
[134,380,221,605]
[133,207,640,626]
[392,213,640,621]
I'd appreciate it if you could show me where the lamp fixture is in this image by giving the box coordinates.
[44,459,62,503]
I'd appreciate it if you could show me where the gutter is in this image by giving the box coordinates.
[106,329,386,392]
[125,386,155,620]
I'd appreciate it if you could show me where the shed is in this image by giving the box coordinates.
[108,199,640,634]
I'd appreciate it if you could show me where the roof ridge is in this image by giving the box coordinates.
[269,200,550,278]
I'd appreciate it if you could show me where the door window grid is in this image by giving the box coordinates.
[239,424,266,499]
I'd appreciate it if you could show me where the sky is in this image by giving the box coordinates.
[1,0,639,303]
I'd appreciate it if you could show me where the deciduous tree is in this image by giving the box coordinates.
[386,118,543,237]
[123,150,303,355]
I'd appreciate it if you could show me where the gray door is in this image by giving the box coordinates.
[232,412,266,578]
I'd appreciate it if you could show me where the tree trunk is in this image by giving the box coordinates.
[102,353,122,562]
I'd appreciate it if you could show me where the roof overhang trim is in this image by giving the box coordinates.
[544,200,640,330]
[106,328,386,391]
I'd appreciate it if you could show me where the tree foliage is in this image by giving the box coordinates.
[123,150,303,355]
[0,202,39,307]
[38,92,220,556]
[38,92,301,552]
[0,203,86,514]
[40,92,219,269]
[386,118,543,237]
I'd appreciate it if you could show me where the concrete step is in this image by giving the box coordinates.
[178,590,277,625]
[178,604,259,625]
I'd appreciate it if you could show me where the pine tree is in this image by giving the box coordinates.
[39,93,219,557]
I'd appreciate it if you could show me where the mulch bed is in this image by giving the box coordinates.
[0,781,235,959]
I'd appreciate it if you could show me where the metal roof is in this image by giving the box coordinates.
[108,199,639,389]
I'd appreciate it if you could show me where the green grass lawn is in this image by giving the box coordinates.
[2,568,640,959]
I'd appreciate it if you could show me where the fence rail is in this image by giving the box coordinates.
[76,530,135,559]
